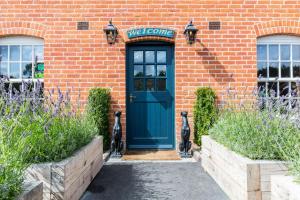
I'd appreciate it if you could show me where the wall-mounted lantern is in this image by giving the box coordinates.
[184,20,198,44]
[103,19,118,44]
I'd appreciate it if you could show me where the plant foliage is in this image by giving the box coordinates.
[193,87,217,146]
[209,85,300,181]
[0,78,98,199]
[87,88,111,150]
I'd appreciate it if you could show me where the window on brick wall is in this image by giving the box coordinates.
[257,35,300,107]
[0,36,44,93]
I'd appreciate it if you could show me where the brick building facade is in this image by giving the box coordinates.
[1,0,300,149]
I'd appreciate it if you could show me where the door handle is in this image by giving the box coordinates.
[129,94,136,102]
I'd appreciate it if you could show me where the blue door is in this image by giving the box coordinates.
[126,42,175,149]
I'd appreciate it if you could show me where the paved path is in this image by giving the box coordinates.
[81,160,228,200]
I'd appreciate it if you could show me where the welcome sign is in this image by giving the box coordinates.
[127,28,175,39]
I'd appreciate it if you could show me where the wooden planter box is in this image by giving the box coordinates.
[25,136,103,200]
[201,136,288,200]
[271,175,300,200]
[18,181,43,200]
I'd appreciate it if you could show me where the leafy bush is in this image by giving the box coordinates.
[209,86,300,180]
[193,87,217,146]
[0,79,98,199]
[87,88,111,150]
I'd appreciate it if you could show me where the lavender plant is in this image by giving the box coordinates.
[0,78,97,199]
[209,83,300,181]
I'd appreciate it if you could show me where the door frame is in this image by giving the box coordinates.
[125,41,175,150]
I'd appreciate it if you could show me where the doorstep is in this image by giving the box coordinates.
[122,150,181,161]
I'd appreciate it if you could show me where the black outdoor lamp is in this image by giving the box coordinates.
[184,20,198,44]
[103,19,118,44]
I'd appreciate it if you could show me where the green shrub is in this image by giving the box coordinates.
[193,87,217,146]
[87,88,111,150]
[0,81,99,199]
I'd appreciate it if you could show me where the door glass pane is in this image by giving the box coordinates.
[267,82,278,97]
[0,46,8,61]
[22,62,32,78]
[281,62,290,78]
[22,46,32,61]
[157,79,166,91]
[10,46,20,61]
[281,45,290,60]
[9,63,20,79]
[280,82,289,97]
[269,62,278,77]
[293,45,300,60]
[0,62,8,77]
[257,62,267,78]
[157,65,166,77]
[157,51,166,63]
[146,79,155,91]
[145,65,155,77]
[293,62,300,77]
[134,51,143,63]
[134,65,143,77]
[269,45,279,60]
[145,51,155,63]
[134,79,144,91]
[34,45,44,62]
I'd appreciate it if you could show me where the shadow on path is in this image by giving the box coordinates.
[81,161,228,200]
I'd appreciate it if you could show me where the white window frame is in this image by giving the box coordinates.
[257,35,300,107]
[0,36,44,91]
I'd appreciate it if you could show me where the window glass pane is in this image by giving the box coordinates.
[281,62,290,78]
[293,45,300,60]
[267,82,278,97]
[0,46,8,61]
[279,82,289,97]
[34,63,44,78]
[257,45,267,60]
[257,62,267,78]
[134,65,143,77]
[22,62,32,78]
[146,79,155,91]
[281,45,290,60]
[22,46,32,61]
[293,62,300,77]
[0,62,8,78]
[291,82,298,97]
[145,65,155,77]
[34,45,44,62]
[269,45,279,60]
[134,79,144,91]
[269,62,278,77]
[157,51,166,63]
[157,79,166,91]
[10,46,20,61]
[145,51,155,63]
[9,63,20,79]
[134,51,143,63]
[157,65,166,77]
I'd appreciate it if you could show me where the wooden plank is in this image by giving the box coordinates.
[201,136,288,200]
[24,136,103,200]
[271,175,300,200]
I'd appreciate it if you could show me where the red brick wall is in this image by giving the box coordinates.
[1,0,300,147]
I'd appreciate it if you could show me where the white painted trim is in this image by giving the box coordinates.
[0,36,43,45]
[258,35,300,44]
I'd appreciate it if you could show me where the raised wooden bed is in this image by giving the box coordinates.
[18,181,43,200]
[25,136,103,200]
[271,175,300,200]
[201,136,288,200]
